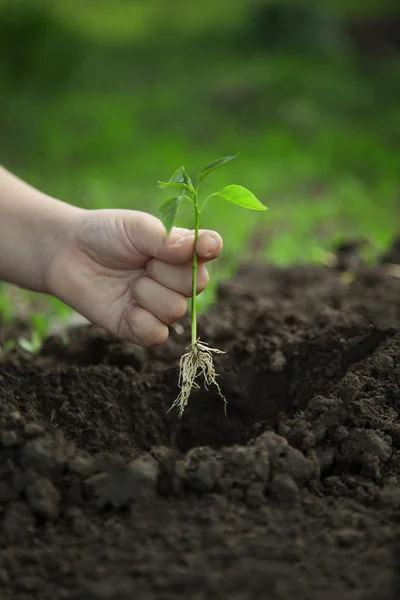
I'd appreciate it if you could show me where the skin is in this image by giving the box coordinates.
[0,166,223,346]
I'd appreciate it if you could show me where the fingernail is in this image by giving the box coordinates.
[208,236,218,253]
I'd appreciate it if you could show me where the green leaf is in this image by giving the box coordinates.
[196,155,237,182]
[170,166,187,183]
[159,166,194,194]
[18,331,42,356]
[159,194,184,235]
[30,313,49,339]
[162,167,194,191]
[206,185,267,212]
[158,180,188,192]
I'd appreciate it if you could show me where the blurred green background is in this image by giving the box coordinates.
[0,0,400,329]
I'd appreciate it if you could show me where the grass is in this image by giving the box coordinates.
[0,1,399,328]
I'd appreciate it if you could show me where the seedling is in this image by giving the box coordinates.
[18,330,42,356]
[17,313,49,356]
[159,155,267,417]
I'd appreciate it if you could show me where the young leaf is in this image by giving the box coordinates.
[158,180,188,192]
[170,166,188,183]
[18,331,42,356]
[196,155,237,182]
[158,167,194,192]
[159,166,194,193]
[204,185,267,212]
[159,194,184,235]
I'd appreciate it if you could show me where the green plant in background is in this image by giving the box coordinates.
[159,156,267,417]
[17,330,42,356]
[29,312,49,339]
[1,0,399,345]
[0,285,16,323]
[17,312,49,356]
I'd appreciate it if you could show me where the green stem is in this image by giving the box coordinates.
[191,191,200,346]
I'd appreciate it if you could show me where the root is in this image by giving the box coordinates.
[168,339,227,418]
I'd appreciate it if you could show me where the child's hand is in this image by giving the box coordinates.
[46,209,223,346]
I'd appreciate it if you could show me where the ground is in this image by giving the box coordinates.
[1,247,400,599]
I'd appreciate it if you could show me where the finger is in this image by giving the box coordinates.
[120,211,222,265]
[156,230,223,265]
[146,259,209,297]
[195,231,224,263]
[124,304,169,347]
[132,275,188,325]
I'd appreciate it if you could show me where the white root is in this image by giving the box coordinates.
[168,339,227,418]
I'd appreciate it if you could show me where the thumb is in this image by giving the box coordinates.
[158,228,223,265]
[125,211,223,265]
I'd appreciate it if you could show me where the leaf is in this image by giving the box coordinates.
[159,194,184,235]
[196,155,237,182]
[18,338,33,353]
[30,313,48,339]
[170,166,187,183]
[159,167,194,192]
[206,185,267,212]
[158,180,188,192]
[159,166,193,193]
[18,331,42,356]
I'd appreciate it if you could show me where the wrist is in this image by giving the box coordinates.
[40,200,86,296]
[0,166,86,294]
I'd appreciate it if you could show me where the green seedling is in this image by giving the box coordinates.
[17,312,49,356]
[18,330,42,356]
[30,312,49,340]
[158,155,267,417]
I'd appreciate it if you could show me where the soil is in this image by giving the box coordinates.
[2,257,400,599]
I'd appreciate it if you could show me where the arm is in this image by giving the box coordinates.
[0,166,83,293]
[0,166,222,345]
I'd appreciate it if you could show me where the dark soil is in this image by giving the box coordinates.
[2,259,400,599]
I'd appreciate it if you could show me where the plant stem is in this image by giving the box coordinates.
[191,191,200,346]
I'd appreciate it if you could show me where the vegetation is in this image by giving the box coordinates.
[0,0,399,330]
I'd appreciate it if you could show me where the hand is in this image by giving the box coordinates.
[45,209,223,346]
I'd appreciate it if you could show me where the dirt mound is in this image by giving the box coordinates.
[1,262,400,599]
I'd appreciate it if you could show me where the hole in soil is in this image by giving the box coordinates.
[172,325,391,453]
[2,304,393,457]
